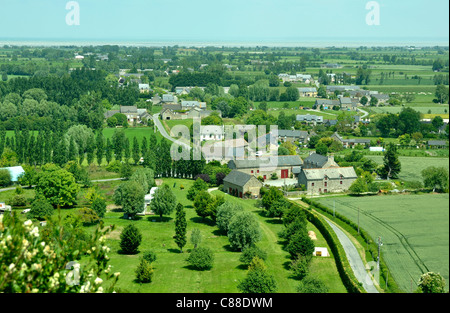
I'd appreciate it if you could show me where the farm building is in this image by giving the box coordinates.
[277,130,316,144]
[332,132,371,148]
[298,166,358,194]
[223,170,263,198]
[427,140,448,149]
[298,87,318,97]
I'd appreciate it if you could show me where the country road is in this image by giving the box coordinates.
[324,218,380,293]
[152,113,191,150]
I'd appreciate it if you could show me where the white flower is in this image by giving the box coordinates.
[94,277,103,285]
[30,227,39,237]
[96,287,104,293]
[24,220,32,227]
[114,272,120,277]
[8,263,15,271]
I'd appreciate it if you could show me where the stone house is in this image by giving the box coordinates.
[223,170,263,198]
[298,167,358,194]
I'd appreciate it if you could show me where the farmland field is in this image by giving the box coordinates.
[364,156,449,182]
[316,194,449,292]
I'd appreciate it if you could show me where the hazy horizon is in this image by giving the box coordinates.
[0,0,448,48]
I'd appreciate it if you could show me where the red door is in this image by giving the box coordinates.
[239,192,243,198]
[281,169,289,179]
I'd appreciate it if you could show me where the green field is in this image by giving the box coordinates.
[316,194,449,292]
[365,156,449,182]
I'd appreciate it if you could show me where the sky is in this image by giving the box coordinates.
[0,0,448,46]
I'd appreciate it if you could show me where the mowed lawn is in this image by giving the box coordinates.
[365,156,449,182]
[103,178,347,293]
[316,194,449,292]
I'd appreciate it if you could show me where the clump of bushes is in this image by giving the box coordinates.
[186,247,214,270]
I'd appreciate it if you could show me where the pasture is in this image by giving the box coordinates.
[316,194,449,292]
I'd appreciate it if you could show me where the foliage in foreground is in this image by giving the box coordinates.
[0,212,119,293]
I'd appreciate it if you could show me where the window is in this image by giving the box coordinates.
[340,181,343,185]
[312,183,315,187]
[257,170,260,173]
[325,182,327,187]
[251,170,254,174]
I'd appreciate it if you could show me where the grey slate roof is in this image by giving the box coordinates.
[428,140,447,146]
[223,170,254,186]
[120,106,138,114]
[302,167,358,180]
[229,155,303,169]
[277,130,309,139]
[304,153,330,168]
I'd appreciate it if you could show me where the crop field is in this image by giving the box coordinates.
[368,106,449,115]
[364,156,449,182]
[316,194,449,292]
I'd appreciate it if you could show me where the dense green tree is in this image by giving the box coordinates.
[421,166,449,192]
[113,181,145,218]
[216,202,244,234]
[296,276,328,293]
[149,184,177,221]
[119,224,142,255]
[380,143,401,179]
[227,211,262,251]
[174,203,187,253]
[35,164,80,207]
[416,272,446,293]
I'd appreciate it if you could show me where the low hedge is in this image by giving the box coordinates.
[302,197,402,293]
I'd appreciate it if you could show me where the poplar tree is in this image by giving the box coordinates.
[174,203,187,253]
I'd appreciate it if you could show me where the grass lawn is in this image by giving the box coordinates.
[316,194,449,292]
[100,178,347,293]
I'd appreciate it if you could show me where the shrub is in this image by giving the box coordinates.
[237,258,278,293]
[142,250,157,264]
[119,224,142,255]
[135,258,154,283]
[76,208,100,226]
[239,246,268,266]
[27,195,54,221]
[91,197,107,218]
[106,160,122,173]
[296,276,328,293]
[8,194,27,207]
[186,247,214,270]
[190,228,202,249]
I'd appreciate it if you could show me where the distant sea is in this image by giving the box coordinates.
[0,37,448,48]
